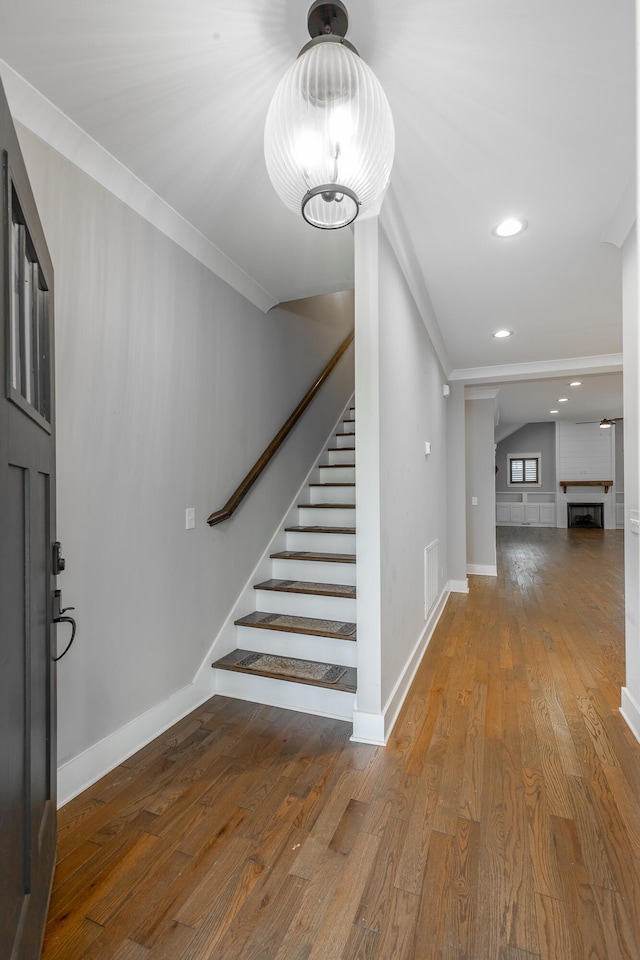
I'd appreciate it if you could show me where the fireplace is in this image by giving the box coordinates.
[567,502,604,529]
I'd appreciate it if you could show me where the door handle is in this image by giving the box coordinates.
[52,589,77,661]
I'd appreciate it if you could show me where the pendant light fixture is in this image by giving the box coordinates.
[264,1,395,229]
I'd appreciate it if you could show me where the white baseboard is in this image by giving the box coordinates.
[448,578,469,593]
[620,687,640,744]
[350,710,386,745]
[351,584,450,746]
[57,676,213,807]
[467,563,497,577]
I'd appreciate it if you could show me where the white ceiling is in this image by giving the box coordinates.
[0,0,633,424]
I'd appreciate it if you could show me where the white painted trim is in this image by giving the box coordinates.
[620,687,640,744]
[57,678,213,807]
[467,563,498,576]
[448,578,469,593]
[213,671,354,723]
[0,58,277,314]
[450,353,623,384]
[602,174,637,248]
[352,584,450,745]
[379,186,452,378]
[350,710,386,745]
[465,387,500,400]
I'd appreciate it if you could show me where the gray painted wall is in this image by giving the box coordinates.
[17,124,354,770]
[495,421,557,492]
[615,421,625,492]
[353,216,450,732]
[377,225,449,707]
[623,226,639,720]
[465,398,497,572]
[446,381,467,588]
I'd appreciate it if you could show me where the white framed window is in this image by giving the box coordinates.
[507,452,541,486]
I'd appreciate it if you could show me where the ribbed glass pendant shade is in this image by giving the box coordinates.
[264,37,395,229]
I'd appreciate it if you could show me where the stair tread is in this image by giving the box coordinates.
[254,578,356,599]
[328,446,356,451]
[286,525,355,534]
[234,610,357,640]
[213,649,357,693]
[298,502,354,509]
[271,550,356,563]
[309,482,355,487]
[336,431,355,437]
[320,463,355,469]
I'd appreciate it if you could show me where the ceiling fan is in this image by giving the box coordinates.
[576,417,623,429]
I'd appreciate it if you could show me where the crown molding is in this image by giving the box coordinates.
[0,59,277,314]
[450,353,623,384]
[602,173,636,248]
[379,185,453,377]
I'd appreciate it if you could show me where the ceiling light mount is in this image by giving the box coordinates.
[307,2,349,39]
[264,1,395,229]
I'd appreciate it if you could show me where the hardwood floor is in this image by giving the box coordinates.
[43,527,640,960]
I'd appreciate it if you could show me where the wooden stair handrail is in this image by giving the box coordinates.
[207,331,354,526]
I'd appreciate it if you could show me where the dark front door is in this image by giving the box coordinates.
[0,77,57,960]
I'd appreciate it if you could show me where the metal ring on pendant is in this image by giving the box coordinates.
[301,184,360,229]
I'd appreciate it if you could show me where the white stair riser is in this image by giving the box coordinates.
[271,558,356,584]
[235,626,357,666]
[319,465,355,483]
[298,506,356,526]
[285,530,355,553]
[309,485,355,505]
[327,448,356,465]
[334,434,355,448]
[214,670,355,722]
[337,421,355,434]
[253,588,356,621]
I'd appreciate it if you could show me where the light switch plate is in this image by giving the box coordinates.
[186,507,195,530]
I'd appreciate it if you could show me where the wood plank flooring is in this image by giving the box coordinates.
[43,527,640,959]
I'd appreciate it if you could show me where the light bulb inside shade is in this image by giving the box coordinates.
[600,421,612,428]
[493,217,527,238]
[264,39,395,229]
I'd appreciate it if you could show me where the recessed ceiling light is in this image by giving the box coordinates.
[493,329,512,339]
[550,410,559,414]
[569,381,582,387]
[492,218,528,238]
[558,397,569,403]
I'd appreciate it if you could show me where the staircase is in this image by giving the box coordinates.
[212,402,357,721]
